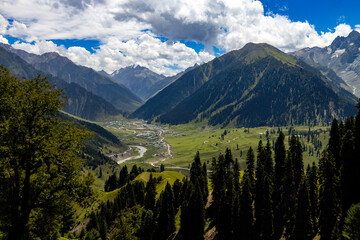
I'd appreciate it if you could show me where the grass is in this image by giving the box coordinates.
[165,122,330,170]
[135,171,186,199]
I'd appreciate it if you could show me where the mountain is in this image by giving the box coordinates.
[0,46,122,121]
[133,43,357,127]
[98,70,111,78]
[291,30,360,96]
[0,44,142,112]
[111,65,166,100]
[111,64,199,101]
[59,112,126,167]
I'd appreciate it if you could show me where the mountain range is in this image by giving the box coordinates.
[133,43,357,127]
[0,46,125,121]
[0,43,142,113]
[110,64,198,101]
[291,30,360,97]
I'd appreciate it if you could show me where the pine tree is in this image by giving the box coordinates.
[284,146,297,237]
[354,102,360,206]
[329,119,341,168]
[289,135,303,188]
[255,140,274,239]
[273,132,287,239]
[239,172,254,240]
[340,130,356,212]
[307,162,319,233]
[145,174,156,211]
[246,146,256,191]
[180,181,205,240]
[319,150,341,240]
[292,176,314,240]
[157,182,175,240]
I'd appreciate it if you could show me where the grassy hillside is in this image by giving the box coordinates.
[164,122,330,169]
[135,171,186,198]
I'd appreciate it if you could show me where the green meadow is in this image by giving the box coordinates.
[164,122,331,170]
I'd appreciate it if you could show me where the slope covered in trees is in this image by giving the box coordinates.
[0,67,94,239]
[0,43,142,113]
[133,43,357,127]
[0,47,122,121]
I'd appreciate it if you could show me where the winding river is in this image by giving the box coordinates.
[116,145,147,164]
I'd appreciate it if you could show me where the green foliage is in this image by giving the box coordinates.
[0,67,93,239]
[342,203,360,240]
[108,206,146,240]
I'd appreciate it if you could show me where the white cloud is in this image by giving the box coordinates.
[0,35,8,44]
[0,14,8,34]
[11,33,215,76]
[0,0,358,75]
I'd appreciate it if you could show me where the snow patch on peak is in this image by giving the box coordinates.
[327,47,332,54]
[331,49,345,58]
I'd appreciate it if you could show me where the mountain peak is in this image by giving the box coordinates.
[233,42,299,66]
[348,30,360,40]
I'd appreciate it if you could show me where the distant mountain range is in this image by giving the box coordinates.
[291,30,360,97]
[0,46,122,121]
[133,43,357,127]
[110,64,198,101]
[0,43,142,113]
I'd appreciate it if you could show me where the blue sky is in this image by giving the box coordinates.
[0,0,359,76]
[262,0,360,32]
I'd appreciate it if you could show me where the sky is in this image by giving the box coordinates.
[0,0,359,76]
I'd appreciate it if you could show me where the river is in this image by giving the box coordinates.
[116,145,147,164]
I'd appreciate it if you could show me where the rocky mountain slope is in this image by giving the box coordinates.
[291,30,360,96]
[0,46,121,121]
[0,43,142,112]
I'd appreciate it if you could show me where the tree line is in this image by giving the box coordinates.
[83,102,360,240]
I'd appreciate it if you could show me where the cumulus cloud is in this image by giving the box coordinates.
[11,33,214,76]
[0,35,8,44]
[0,0,358,75]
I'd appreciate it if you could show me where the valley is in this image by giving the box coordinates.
[98,118,330,173]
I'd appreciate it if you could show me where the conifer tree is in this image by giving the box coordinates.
[289,135,303,188]
[319,151,341,240]
[239,172,254,240]
[292,176,314,240]
[145,174,156,211]
[273,132,287,239]
[340,130,356,212]
[246,146,256,191]
[157,182,175,240]
[329,119,341,168]
[284,145,297,237]
[180,181,205,240]
[255,140,274,239]
[307,162,319,233]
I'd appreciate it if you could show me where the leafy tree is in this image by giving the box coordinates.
[0,67,93,239]
[342,203,360,240]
